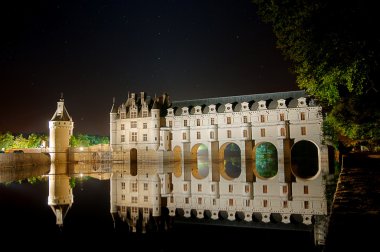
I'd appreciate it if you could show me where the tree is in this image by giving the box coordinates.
[13,134,28,149]
[253,0,380,150]
[0,132,14,150]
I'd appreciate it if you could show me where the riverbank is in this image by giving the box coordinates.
[325,152,380,251]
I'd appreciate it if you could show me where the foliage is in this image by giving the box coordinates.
[0,132,48,151]
[0,132,14,150]
[253,0,380,150]
[69,134,109,147]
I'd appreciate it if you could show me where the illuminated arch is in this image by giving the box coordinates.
[253,142,278,179]
[191,144,209,179]
[219,142,241,180]
[291,140,319,179]
[173,146,182,178]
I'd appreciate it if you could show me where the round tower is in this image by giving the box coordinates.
[151,98,161,150]
[49,95,74,163]
[48,162,73,226]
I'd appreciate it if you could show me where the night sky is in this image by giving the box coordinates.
[1,0,297,136]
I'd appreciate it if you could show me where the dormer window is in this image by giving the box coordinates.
[241,102,250,111]
[167,108,174,116]
[182,107,189,115]
[258,100,267,110]
[225,103,233,113]
[297,97,307,108]
[208,104,216,113]
[194,106,202,115]
[277,99,287,109]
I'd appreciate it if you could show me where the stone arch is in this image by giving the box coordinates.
[130,148,137,176]
[191,144,209,179]
[173,146,182,178]
[253,142,278,179]
[219,142,242,180]
[291,140,319,179]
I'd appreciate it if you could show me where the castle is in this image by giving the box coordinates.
[48,90,332,244]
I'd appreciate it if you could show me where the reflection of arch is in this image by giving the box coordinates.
[130,148,137,176]
[191,144,209,179]
[219,142,241,180]
[253,142,278,179]
[173,146,182,178]
[291,140,319,179]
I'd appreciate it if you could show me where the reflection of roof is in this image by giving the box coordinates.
[50,204,71,226]
[171,90,311,113]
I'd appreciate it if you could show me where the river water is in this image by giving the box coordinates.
[0,165,320,251]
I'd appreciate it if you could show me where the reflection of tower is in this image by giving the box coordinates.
[110,98,118,151]
[49,95,74,163]
[48,162,73,226]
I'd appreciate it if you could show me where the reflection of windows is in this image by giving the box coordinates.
[283,201,288,208]
[282,186,288,194]
[121,124,125,130]
[245,185,250,193]
[198,184,202,192]
[143,134,147,141]
[144,196,148,202]
[184,120,188,127]
[211,184,215,192]
[229,184,233,193]
[260,115,265,122]
[304,201,309,209]
[132,197,137,203]
[169,120,172,127]
[197,131,201,139]
[210,131,215,139]
[280,128,285,136]
[197,119,201,126]
[198,197,202,205]
[263,199,268,208]
[243,116,248,123]
[131,132,137,142]
[144,183,148,190]
[130,111,137,118]
[121,206,126,212]
[229,199,234,206]
[142,110,148,117]
[143,123,147,129]
[304,185,309,194]
[121,135,125,142]
[213,199,216,205]
[211,118,215,125]
[132,207,138,213]
[300,112,306,120]
[132,183,137,192]
[243,129,248,137]
[185,198,189,204]
[121,182,125,190]
[121,194,125,200]
[245,200,250,207]
[182,132,186,140]
[170,196,173,203]
[263,185,267,194]
[183,184,188,191]
[227,117,231,124]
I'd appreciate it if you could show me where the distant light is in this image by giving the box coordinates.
[79,147,84,151]
[80,173,83,178]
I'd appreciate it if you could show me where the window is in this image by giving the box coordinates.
[121,135,125,142]
[144,183,148,191]
[243,116,248,123]
[198,197,202,205]
[184,120,188,127]
[282,186,288,194]
[121,124,125,130]
[210,131,215,139]
[132,196,137,203]
[121,206,126,212]
[121,182,125,190]
[229,199,234,206]
[185,198,189,204]
[280,113,285,121]
[245,185,250,193]
[245,200,250,207]
[169,120,172,127]
[227,130,232,138]
[197,131,201,139]
[229,184,233,193]
[260,128,265,137]
[304,185,309,194]
[131,132,137,142]
[170,196,173,203]
[263,200,268,208]
[280,128,285,136]
[198,184,202,192]
[143,134,147,141]
[143,196,148,202]
[142,110,148,117]
[211,184,215,192]
[132,183,137,192]
[182,132,187,140]
[263,185,267,194]
[260,115,265,122]
[131,121,137,128]
[183,184,188,191]
[243,129,248,138]
[227,117,231,124]
[211,118,215,125]
[301,126,306,135]
[121,113,126,119]
[197,119,200,126]
[130,111,137,118]
[213,199,216,205]
[304,201,309,209]
[144,208,149,214]
[300,112,306,120]
[121,194,125,200]
[143,123,147,129]
[283,201,288,208]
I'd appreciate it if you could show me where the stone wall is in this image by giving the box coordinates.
[0,153,51,168]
